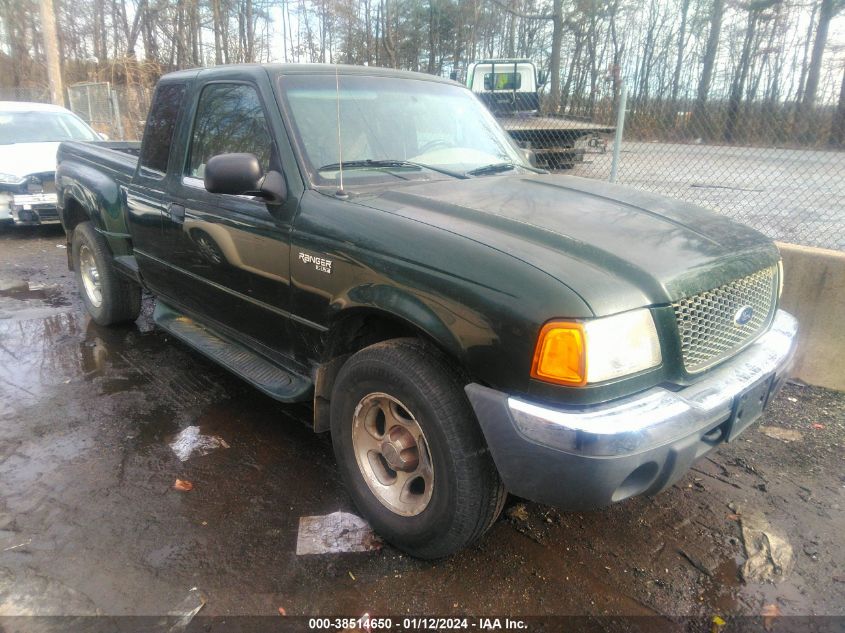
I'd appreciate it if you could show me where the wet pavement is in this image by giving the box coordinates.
[1,225,843,619]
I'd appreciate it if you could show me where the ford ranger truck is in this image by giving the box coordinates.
[56,64,798,559]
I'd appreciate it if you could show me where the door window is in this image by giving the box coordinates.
[187,83,272,179]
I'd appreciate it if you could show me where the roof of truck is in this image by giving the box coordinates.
[474,59,533,64]
[160,63,461,87]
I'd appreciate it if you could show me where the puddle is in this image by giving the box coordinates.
[0,281,71,320]
[701,556,743,613]
[0,282,70,307]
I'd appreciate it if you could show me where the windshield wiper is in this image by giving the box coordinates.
[317,159,468,180]
[465,162,517,177]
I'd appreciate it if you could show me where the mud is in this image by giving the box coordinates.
[1,225,843,618]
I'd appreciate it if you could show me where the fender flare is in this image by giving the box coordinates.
[334,282,467,360]
[57,162,122,231]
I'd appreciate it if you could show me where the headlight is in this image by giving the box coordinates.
[0,172,25,185]
[531,308,662,386]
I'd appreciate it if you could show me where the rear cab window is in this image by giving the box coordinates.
[483,72,521,91]
[138,83,187,177]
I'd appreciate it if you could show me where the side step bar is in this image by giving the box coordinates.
[154,302,313,403]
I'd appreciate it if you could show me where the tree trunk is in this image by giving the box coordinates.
[691,0,724,135]
[245,0,254,62]
[212,0,224,64]
[191,0,200,65]
[364,0,372,64]
[670,0,690,105]
[561,34,581,111]
[507,10,515,58]
[39,0,64,105]
[382,0,397,68]
[724,9,758,142]
[2,0,25,87]
[427,0,436,74]
[635,4,657,106]
[608,3,624,116]
[794,2,818,103]
[801,0,834,110]
[547,0,563,113]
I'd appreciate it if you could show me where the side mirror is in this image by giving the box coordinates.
[449,71,458,81]
[537,70,548,86]
[204,153,287,204]
[98,132,110,141]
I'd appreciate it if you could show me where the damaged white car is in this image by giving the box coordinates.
[0,101,100,227]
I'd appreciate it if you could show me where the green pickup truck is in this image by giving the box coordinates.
[56,64,797,559]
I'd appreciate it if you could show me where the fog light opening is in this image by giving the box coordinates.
[611,461,659,503]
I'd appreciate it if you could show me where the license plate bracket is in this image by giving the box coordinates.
[727,375,774,442]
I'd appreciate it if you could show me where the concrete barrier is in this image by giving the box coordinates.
[776,242,845,391]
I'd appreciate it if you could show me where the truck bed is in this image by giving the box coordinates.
[499,113,614,143]
[59,140,140,176]
[56,140,141,246]
[498,114,615,169]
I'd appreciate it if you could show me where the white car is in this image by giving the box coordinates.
[0,101,101,226]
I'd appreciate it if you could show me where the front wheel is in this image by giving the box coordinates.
[330,338,505,559]
[72,221,141,326]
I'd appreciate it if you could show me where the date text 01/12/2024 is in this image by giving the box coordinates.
[307,617,528,630]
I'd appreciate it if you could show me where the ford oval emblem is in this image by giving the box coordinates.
[734,305,754,326]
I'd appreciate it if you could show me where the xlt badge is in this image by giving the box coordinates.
[298,251,333,274]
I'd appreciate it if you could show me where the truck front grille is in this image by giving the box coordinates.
[672,266,778,373]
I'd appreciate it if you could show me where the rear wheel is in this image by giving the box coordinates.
[330,338,505,559]
[72,221,141,326]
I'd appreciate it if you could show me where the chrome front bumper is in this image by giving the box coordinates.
[508,310,797,456]
[465,310,798,509]
[6,192,60,225]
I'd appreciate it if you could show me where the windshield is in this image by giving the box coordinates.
[278,74,529,187]
[0,110,99,144]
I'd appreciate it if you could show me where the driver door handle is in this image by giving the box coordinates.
[169,203,185,224]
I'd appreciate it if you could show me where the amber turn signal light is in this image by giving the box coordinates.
[530,321,587,386]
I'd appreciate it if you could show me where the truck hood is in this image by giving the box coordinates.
[0,142,60,179]
[356,174,779,315]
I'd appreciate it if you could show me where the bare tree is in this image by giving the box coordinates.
[724,0,780,142]
[691,0,724,132]
[801,0,841,110]
[39,0,63,105]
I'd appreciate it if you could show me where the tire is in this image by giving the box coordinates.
[330,338,505,559]
[72,221,141,326]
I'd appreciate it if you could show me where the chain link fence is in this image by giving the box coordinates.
[501,85,845,252]
[0,86,52,102]
[67,82,124,138]
[67,83,152,141]
[0,84,151,141]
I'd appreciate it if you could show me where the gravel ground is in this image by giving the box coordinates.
[572,141,845,251]
[0,226,843,624]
